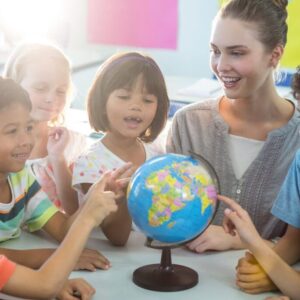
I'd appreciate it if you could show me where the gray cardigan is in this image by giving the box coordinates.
[167,98,300,239]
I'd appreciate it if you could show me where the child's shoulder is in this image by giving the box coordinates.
[74,139,118,171]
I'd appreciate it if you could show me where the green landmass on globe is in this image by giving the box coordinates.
[127,153,218,244]
[147,161,213,227]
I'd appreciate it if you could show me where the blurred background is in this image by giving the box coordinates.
[0,0,299,121]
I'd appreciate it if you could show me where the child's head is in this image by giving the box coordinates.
[210,0,288,99]
[0,77,35,174]
[87,52,169,142]
[292,66,300,102]
[3,42,72,124]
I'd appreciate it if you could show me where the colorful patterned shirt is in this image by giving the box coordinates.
[72,138,165,203]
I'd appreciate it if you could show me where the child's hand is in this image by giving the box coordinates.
[186,224,238,252]
[47,126,70,159]
[74,248,111,271]
[56,278,95,300]
[218,195,262,248]
[105,162,134,202]
[236,252,277,294]
[81,172,118,226]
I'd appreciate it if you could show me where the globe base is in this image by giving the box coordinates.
[132,248,198,291]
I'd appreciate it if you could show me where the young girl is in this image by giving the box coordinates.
[167,0,300,252]
[72,52,170,246]
[3,42,84,215]
[219,192,300,300]
[1,158,130,299]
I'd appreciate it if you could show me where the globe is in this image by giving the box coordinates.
[127,153,219,246]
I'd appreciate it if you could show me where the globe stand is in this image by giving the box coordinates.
[132,247,198,291]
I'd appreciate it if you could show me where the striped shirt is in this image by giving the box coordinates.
[0,165,59,242]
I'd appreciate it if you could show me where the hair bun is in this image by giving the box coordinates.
[272,0,288,9]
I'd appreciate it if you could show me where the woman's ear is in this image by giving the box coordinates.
[270,44,284,68]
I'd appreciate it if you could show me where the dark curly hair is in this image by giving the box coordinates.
[292,66,300,100]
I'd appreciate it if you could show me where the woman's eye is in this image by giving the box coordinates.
[210,49,220,55]
[231,52,244,56]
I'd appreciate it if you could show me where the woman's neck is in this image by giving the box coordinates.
[223,87,293,123]
[219,86,295,141]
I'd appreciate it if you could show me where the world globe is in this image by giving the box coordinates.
[127,153,219,246]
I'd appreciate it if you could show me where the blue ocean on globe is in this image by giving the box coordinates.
[127,153,218,245]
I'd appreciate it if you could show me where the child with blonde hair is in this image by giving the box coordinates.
[72,52,170,246]
[3,41,85,215]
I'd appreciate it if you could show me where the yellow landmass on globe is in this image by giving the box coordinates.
[146,162,214,227]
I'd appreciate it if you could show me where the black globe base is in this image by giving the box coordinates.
[132,248,198,292]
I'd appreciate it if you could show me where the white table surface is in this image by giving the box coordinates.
[1,229,281,300]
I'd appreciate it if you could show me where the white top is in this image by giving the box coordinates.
[72,138,165,204]
[228,134,265,179]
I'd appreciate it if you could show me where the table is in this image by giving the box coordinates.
[1,229,280,300]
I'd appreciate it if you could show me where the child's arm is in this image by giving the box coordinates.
[80,163,133,246]
[47,126,79,215]
[83,181,132,246]
[219,195,300,300]
[0,248,56,269]
[2,173,117,299]
[236,225,300,294]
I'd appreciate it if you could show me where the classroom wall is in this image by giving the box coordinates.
[65,0,219,79]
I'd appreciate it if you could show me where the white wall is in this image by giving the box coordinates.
[64,0,219,79]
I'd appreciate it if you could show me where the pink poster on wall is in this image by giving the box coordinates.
[87,0,178,49]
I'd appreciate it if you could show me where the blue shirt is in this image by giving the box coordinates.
[272,150,300,229]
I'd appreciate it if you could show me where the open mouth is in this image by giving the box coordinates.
[124,116,142,126]
[220,76,241,88]
[12,153,30,160]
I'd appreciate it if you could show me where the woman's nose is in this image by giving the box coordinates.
[216,54,231,73]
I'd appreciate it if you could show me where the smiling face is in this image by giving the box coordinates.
[105,74,158,140]
[19,57,70,122]
[210,17,274,100]
[0,103,35,176]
